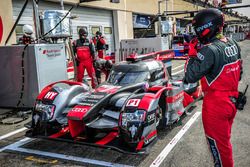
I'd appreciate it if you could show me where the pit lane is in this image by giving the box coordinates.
[0,40,250,167]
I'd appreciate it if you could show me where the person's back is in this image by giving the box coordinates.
[200,38,241,93]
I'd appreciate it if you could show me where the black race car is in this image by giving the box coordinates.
[26,54,201,153]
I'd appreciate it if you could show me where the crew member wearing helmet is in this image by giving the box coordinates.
[19,24,34,45]
[94,59,113,84]
[73,28,97,88]
[183,9,242,167]
[93,31,107,59]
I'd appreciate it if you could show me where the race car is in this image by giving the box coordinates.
[26,54,201,153]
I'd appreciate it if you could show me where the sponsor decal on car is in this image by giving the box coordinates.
[95,85,121,94]
[126,99,141,107]
[44,91,58,100]
[71,107,88,113]
[147,113,155,122]
[88,94,105,99]
[167,91,184,103]
[144,130,157,144]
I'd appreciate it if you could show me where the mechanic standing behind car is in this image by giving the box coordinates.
[73,28,97,89]
[19,24,34,45]
[93,31,107,59]
[183,9,242,167]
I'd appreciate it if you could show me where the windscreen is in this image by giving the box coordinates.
[107,70,149,85]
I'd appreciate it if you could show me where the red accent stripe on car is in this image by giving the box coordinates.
[183,92,194,108]
[146,130,157,140]
[37,85,53,100]
[138,95,153,110]
[49,127,69,138]
[166,91,184,103]
[95,132,118,145]
[136,139,145,151]
[68,120,85,138]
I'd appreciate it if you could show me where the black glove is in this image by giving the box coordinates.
[236,85,248,110]
[236,91,247,110]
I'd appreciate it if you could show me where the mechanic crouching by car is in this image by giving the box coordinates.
[73,28,97,89]
[94,59,113,84]
[183,9,242,167]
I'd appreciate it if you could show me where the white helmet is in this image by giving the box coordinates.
[23,24,33,36]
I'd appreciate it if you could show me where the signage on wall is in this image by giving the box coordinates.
[0,16,3,43]
[133,14,151,29]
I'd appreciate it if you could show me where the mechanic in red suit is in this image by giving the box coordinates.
[19,24,34,45]
[73,28,97,89]
[183,9,242,167]
[93,31,107,59]
[94,59,113,84]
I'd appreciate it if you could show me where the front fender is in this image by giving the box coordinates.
[34,81,90,124]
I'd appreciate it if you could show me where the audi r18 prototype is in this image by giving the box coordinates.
[26,55,201,153]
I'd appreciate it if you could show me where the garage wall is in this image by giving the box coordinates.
[12,0,115,53]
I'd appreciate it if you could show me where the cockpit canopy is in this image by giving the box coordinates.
[107,60,167,86]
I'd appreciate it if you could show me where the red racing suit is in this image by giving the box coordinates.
[73,38,97,88]
[95,36,106,59]
[19,35,34,45]
[184,37,242,167]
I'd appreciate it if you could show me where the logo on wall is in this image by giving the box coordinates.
[0,16,3,43]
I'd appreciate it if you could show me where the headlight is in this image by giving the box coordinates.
[35,102,55,120]
[121,110,146,127]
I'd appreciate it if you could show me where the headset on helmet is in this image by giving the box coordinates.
[78,28,88,37]
[23,24,33,36]
[192,8,224,44]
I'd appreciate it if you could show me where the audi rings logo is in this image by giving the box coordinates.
[225,45,238,57]
[197,53,204,60]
